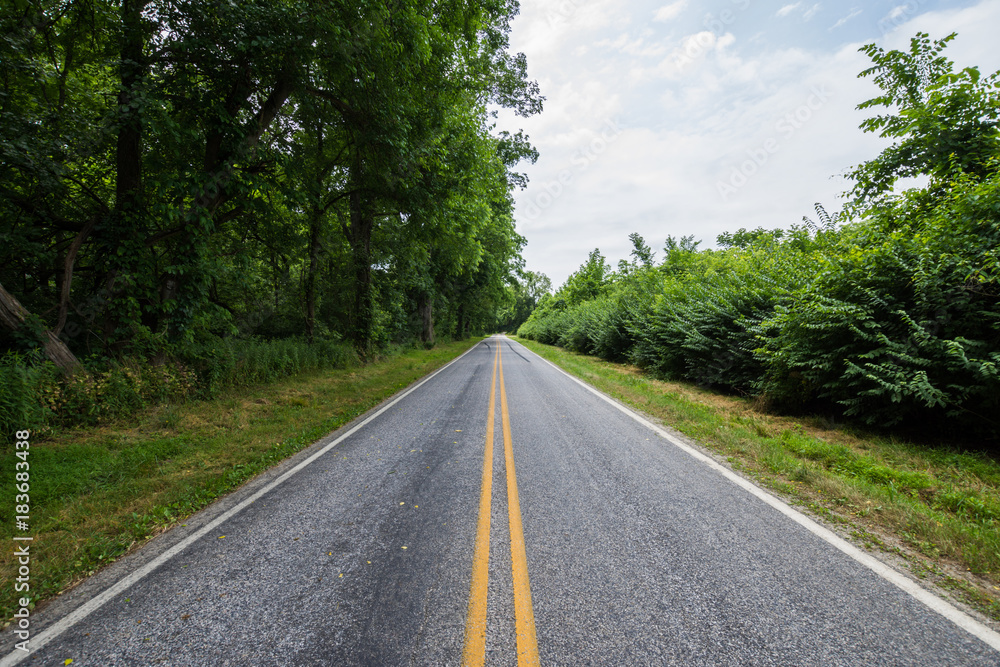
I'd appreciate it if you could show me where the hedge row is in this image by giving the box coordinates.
[519,173,1000,439]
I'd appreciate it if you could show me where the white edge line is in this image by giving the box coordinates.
[1,341,486,667]
[514,338,1000,654]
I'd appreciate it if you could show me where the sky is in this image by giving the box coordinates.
[493,0,1000,289]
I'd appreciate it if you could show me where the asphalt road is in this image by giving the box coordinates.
[4,336,1000,665]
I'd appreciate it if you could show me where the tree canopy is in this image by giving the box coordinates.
[847,32,1000,212]
[0,0,542,366]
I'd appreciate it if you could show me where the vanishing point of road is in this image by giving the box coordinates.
[4,336,1000,665]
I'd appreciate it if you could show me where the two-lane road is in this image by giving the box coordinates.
[4,336,999,665]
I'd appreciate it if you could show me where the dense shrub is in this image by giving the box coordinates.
[757,172,1000,430]
[518,183,1000,439]
[39,360,199,426]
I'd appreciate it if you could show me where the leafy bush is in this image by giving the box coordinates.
[757,171,1000,432]
[0,351,56,438]
[518,187,1000,440]
[37,360,198,427]
[631,238,817,392]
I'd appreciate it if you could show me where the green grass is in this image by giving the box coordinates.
[0,339,479,622]
[515,337,1000,621]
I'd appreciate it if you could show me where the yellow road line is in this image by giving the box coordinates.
[462,341,499,667]
[499,342,540,666]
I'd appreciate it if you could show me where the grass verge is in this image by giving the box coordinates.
[1,339,479,622]
[516,338,1000,622]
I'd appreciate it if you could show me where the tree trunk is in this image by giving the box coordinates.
[115,0,146,217]
[348,188,374,358]
[0,282,82,373]
[194,72,297,217]
[455,303,466,340]
[100,0,149,349]
[305,205,322,343]
[55,217,97,337]
[418,292,434,346]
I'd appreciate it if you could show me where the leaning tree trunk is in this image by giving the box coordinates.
[0,282,82,373]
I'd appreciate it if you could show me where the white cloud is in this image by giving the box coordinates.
[775,2,821,20]
[776,3,802,18]
[638,31,742,82]
[653,0,687,22]
[597,33,668,57]
[887,4,909,21]
[830,8,862,30]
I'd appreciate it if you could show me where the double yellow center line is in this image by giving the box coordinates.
[462,339,540,666]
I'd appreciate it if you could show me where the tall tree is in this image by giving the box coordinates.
[1,0,541,363]
[848,32,1000,212]
[306,0,541,354]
